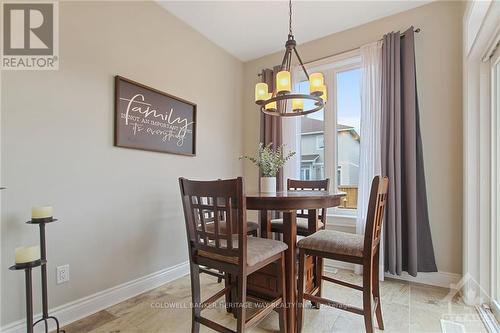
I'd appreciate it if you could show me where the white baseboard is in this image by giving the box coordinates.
[324,260,461,289]
[1,261,190,333]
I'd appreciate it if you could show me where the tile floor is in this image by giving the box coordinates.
[61,269,487,333]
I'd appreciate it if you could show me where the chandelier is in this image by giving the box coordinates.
[254,0,327,117]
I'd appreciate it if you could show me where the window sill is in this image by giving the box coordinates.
[329,207,357,218]
[326,213,356,229]
[327,213,356,219]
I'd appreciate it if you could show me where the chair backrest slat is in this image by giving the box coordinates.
[226,196,233,250]
[196,196,209,245]
[287,179,330,221]
[212,196,221,248]
[363,176,389,256]
[179,177,246,264]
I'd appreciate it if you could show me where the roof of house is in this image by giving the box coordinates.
[301,154,320,163]
[301,117,360,140]
[301,117,324,133]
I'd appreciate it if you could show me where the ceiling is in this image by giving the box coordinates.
[158,1,431,61]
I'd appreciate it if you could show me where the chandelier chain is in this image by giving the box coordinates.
[289,0,292,36]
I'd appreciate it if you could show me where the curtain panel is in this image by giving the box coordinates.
[381,27,437,276]
[356,41,383,278]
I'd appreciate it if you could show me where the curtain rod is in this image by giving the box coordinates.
[257,27,420,76]
[302,28,421,66]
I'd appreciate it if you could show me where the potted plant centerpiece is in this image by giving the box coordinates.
[240,143,295,193]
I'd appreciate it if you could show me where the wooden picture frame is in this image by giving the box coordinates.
[114,76,197,156]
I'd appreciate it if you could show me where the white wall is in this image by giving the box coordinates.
[243,1,464,275]
[0,1,243,326]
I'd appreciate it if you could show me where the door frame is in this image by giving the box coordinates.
[463,0,499,306]
[491,44,500,322]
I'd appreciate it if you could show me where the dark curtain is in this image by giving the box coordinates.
[381,27,437,276]
[259,66,283,192]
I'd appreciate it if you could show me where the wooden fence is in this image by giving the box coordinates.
[337,185,358,209]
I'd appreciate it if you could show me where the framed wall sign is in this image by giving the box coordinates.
[114,76,196,156]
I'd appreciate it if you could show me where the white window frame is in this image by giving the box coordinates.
[294,49,361,218]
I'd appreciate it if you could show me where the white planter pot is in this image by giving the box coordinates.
[260,177,277,193]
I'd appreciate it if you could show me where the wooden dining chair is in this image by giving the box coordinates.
[179,177,288,333]
[271,179,330,237]
[296,176,389,333]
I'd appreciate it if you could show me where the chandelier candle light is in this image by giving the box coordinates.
[254,0,327,117]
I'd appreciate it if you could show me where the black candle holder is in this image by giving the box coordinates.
[9,259,46,333]
[26,217,64,333]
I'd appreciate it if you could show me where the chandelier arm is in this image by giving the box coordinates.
[257,93,324,117]
[256,93,322,104]
[293,47,310,80]
[286,47,292,72]
[261,104,324,117]
[280,49,289,71]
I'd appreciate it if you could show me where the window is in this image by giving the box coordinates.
[297,80,325,181]
[300,167,311,180]
[336,68,361,210]
[295,51,361,213]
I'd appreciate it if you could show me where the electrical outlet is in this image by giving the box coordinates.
[56,264,69,284]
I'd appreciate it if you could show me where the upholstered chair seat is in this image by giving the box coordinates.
[297,230,364,258]
[199,235,288,267]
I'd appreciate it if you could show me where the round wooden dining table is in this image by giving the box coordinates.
[246,190,345,333]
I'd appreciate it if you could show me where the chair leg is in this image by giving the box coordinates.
[372,251,384,329]
[363,262,374,333]
[225,273,232,314]
[297,249,306,333]
[217,271,223,283]
[236,274,247,333]
[312,256,323,309]
[231,274,238,318]
[278,255,287,333]
[189,263,201,333]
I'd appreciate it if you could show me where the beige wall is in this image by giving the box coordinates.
[1,1,243,325]
[243,1,464,274]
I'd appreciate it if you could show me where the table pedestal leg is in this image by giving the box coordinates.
[283,211,297,333]
[260,210,272,239]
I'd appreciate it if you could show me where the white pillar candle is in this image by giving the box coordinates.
[15,246,40,264]
[31,206,53,219]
